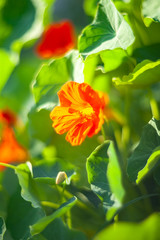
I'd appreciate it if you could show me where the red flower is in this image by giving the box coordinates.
[0,126,28,171]
[0,109,17,126]
[36,20,76,58]
[50,81,111,146]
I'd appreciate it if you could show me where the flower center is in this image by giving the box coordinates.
[80,107,95,118]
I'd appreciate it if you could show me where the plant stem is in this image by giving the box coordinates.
[101,124,106,141]
[0,162,17,170]
[55,185,101,218]
[122,88,131,165]
[148,89,160,120]
[41,201,59,209]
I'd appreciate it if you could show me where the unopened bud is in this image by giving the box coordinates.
[56,171,67,184]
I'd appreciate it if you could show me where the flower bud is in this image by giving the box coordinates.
[56,171,67,184]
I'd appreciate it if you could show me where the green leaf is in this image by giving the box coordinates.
[142,0,160,26]
[83,0,99,17]
[15,162,42,208]
[100,48,133,72]
[83,54,100,85]
[107,142,125,203]
[1,49,40,120]
[87,141,112,206]
[127,118,160,182]
[87,141,124,216]
[136,146,160,183]
[78,0,135,58]
[29,218,87,240]
[0,217,6,240]
[0,0,55,54]
[30,197,77,236]
[6,186,44,240]
[0,0,35,48]
[94,213,160,240]
[32,50,84,108]
[28,108,53,142]
[15,162,59,209]
[0,49,16,93]
[113,60,160,88]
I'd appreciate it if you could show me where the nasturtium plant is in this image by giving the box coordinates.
[78,0,135,58]
[142,0,160,26]
[0,49,16,93]
[1,0,160,239]
[113,59,160,88]
[127,118,160,182]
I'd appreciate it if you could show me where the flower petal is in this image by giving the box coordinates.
[66,120,93,146]
[50,106,81,134]
[36,21,76,59]
[0,126,28,170]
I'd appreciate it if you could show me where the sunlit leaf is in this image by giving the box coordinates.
[94,213,160,240]
[113,60,160,88]
[15,162,59,209]
[87,141,124,219]
[136,146,160,183]
[83,0,99,17]
[32,50,84,108]
[107,142,125,203]
[15,162,42,208]
[78,0,135,58]
[0,49,16,93]
[83,54,100,85]
[87,141,113,207]
[1,49,40,120]
[142,0,160,27]
[127,118,160,182]
[100,48,134,73]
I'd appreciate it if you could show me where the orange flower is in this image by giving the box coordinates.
[0,126,28,171]
[36,20,76,59]
[0,109,17,126]
[50,81,111,146]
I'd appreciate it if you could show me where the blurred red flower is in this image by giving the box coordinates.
[36,20,76,58]
[0,109,17,126]
[0,126,28,171]
[50,81,112,146]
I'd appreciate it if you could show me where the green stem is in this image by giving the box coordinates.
[148,89,160,120]
[41,201,59,209]
[114,193,160,219]
[55,185,101,218]
[101,124,106,141]
[0,162,17,170]
[122,88,131,165]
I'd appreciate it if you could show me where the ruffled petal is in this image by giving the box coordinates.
[66,120,93,146]
[0,126,28,170]
[36,21,75,59]
[50,81,109,145]
[79,83,106,110]
[58,82,88,108]
[50,106,81,134]
[87,109,104,137]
